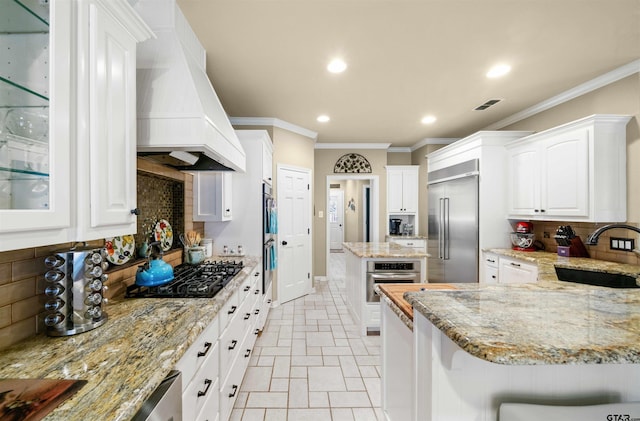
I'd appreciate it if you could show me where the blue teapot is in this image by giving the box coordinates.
[135,242,174,287]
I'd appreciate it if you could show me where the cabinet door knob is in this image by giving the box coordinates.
[130,208,140,215]
[282,240,288,246]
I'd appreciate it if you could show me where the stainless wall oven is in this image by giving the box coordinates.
[366,261,421,302]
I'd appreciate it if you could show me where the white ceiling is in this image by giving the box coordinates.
[177,0,640,147]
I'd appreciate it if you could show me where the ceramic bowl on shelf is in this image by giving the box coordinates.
[4,108,48,141]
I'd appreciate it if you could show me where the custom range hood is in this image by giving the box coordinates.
[133,0,246,172]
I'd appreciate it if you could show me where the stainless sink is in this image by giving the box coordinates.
[554,266,640,288]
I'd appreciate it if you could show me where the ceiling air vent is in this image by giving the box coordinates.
[474,99,502,111]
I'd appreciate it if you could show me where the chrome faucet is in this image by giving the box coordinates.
[585,224,640,245]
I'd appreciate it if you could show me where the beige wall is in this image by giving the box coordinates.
[503,74,640,265]
[387,152,412,165]
[314,149,387,277]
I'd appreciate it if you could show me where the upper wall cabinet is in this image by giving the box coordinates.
[387,166,419,213]
[506,114,631,222]
[193,172,233,222]
[0,1,153,252]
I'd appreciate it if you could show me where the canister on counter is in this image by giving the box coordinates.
[202,238,213,257]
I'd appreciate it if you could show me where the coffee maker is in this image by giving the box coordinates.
[389,218,402,235]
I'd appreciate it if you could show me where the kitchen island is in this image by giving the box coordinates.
[0,256,261,421]
[343,242,428,335]
[397,283,640,420]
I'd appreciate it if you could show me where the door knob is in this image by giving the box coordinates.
[282,241,288,245]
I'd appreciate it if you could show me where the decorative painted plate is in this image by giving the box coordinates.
[154,219,174,251]
[104,235,135,265]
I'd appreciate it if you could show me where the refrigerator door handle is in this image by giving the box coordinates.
[443,197,450,260]
[438,198,444,259]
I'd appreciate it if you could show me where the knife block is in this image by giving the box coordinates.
[559,237,590,258]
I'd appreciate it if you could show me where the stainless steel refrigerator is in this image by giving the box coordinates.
[427,159,479,283]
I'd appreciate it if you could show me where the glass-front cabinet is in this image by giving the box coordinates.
[0,1,152,252]
[0,0,72,245]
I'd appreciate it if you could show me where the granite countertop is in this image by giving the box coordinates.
[343,242,429,258]
[405,284,640,365]
[487,248,640,286]
[0,255,260,421]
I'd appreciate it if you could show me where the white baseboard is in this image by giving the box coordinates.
[315,276,327,282]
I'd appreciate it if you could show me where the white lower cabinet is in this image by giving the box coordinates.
[498,256,538,284]
[388,238,426,252]
[481,252,499,284]
[381,299,414,421]
[175,315,220,421]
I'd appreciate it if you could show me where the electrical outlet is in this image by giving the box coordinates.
[610,237,635,251]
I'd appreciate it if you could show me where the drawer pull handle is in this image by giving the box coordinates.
[244,286,251,292]
[255,309,260,315]
[255,289,260,294]
[267,299,272,304]
[228,340,238,350]
[254,272,260,277]
[486,259,495,263]
[244,348,252,358]
[228,305,237,315]
[229,385,239,398]
[197,341,212,357]
[510,263,521,267]
[244,313,251,320]
[197,379,212,397]
[491,275,497,279]
[254,328,260,335]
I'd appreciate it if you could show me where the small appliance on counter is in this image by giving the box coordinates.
[390,218,402,235]
[43,244,109,336]
[510,221,536,251]
[402,223,414,236]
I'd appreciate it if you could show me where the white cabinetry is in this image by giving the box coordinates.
[507,114,631,222]
[193,172,233,221]
[498,256,538,284]
[175,315,220,421]
[0,0,152,251]
[388,237,426,252]
[218,263,262,421]
[387,166,418,213]
[482,252,499,284]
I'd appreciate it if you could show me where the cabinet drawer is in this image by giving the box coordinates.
[219,338,252,421]
[483,253,499,268]
[218,290,239,331]
[183,342,219,421]
[196,376,220,421]
[219,308,248,383]
[175,317,219,390]
[499,257,538,284]
[392,238,426,249]
[484,266,499,284]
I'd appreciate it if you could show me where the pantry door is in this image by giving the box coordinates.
[277,165,312,304]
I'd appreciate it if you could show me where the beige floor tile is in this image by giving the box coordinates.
[288,378,309,408]
[363,377,381,407]
[240,408,266,421]
[328,391,371,408]
[272,356,291,378]
[355,356,380,366]
[291,355,324,366]
[331,408,355,421]
[234,392,249,408]
[290,366,308,378]
[353,407,377,421]
[245,392,289,408]
[344,377,365,391]
[321,346,353,356]
[306,346,322,356]
[359,365,379,378]
[265,408,287,421]
[308,366,347,392]
[338,356,361,377]
[322,355,340,366]
[241,366,272,391]
[261,346,292,356]
[288,408,332,420]
[229,408,243,421]
[257,355,275,366]
[270,378,289,392]
[309,391,329,408]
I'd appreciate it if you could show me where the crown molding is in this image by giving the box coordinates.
[229,117,318,140]
[483,59,640,130]
[315,142,392,150]
[387,147,412,153]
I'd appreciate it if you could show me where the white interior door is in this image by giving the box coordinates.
[277,166,312,304]
[329,189,344,250]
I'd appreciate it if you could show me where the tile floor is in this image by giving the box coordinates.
[230,252,383,421]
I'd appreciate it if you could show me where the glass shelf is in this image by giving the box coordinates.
[0,76,49,108]
[0,0,50,33]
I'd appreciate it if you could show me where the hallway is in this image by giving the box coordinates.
[231,252,383,420]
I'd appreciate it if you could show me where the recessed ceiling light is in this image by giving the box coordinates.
[317,115,330,123]
[421,115,437,125]
[327,59,347,74]
[486,64,511,78]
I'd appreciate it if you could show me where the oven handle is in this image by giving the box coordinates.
[368,273,421,280]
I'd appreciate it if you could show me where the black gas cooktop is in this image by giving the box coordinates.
[125,260,244,298]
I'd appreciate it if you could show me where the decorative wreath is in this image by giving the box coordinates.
[333,153,372,173]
